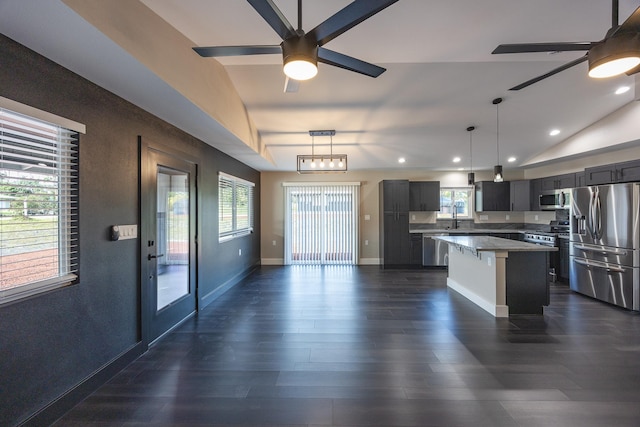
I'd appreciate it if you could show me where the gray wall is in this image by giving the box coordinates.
[0,34,260,426]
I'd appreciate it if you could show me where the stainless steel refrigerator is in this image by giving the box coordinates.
[570,183,640,310]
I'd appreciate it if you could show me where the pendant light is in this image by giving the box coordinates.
[297,130,347,173]
[467,126,476,185]
[492,97,504,183]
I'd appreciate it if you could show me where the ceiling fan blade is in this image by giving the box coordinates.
[247,0,296,40]
[318,48,385,77]
[284,76,300,93]
[610,5,640,36]
[193,45,281,57]
[509,55,588,91]
[307,0,399,47]
[492,42,592,54]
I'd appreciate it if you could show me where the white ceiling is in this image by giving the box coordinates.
[2,0,640,172]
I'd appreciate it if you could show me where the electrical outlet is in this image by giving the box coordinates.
[364,214,371,221]
[488,257,492,267]
[412,215,416,221]
[365,240,369,246]
[535,215,539,221]
[506,214,510,220]
[272,240,276,246]
[238,249,242,256]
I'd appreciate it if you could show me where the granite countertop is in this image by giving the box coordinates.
[410,228,525,234]
[431,235,558,252]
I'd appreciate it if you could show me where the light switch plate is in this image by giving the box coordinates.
[112,224,137,240]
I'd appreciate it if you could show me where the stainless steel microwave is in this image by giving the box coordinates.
[539,189,571,210]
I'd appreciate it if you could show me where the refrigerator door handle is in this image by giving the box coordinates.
[573,244,628,256]
[574,258,626,273]
[594,192,602,240]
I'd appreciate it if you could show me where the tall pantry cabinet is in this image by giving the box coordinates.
[379,180,410,267]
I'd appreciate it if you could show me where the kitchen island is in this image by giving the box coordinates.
[432,235,558,317]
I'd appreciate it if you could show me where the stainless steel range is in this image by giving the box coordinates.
[523,231,557,247]
[523,220,569,282]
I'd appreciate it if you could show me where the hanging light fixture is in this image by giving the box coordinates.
[492,97,504,183]
[467,126,476,185]
[297,130,348,173]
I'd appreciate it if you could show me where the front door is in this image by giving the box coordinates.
[141,139,197,345]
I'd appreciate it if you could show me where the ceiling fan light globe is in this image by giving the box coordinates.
[588,56,640,78]
[282,37,319,81]
[283,60,318,80]
[588,34,640,78]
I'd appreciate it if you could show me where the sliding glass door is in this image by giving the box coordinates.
[284,183,360,265]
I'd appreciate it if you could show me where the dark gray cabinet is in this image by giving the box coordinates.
[558,238,569,282]
[530,178,541,210]
[409,181,440,211]
[379,180,411,267]
[475,181,510,211]
[381,180,410,212]
[509,180,530,211]
[410,233,423,266]
[540,173,576,191]
[585,160,640,185]
[575,171,587,187]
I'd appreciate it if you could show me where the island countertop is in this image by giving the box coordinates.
[431,235,558,252]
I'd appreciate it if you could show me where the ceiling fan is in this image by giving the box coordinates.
[193,0,398,91]
[492,0,640,91]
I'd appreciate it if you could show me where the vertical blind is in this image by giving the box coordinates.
[284,183,360,265]
[219,172,254,240]
[0,107,79,303]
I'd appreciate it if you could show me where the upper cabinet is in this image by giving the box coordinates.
[539,173,576,191]
[380,180,410,213]
[585,160,640,185]
[475,181,510,211]
[409,181,440,211]
[509,180,531,211]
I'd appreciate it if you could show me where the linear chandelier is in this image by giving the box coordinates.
[297,130,347,173]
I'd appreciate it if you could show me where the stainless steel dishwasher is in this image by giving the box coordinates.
[422,233,449,266]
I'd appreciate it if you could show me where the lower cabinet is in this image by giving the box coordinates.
[558,238,569,282]
[380,212,410,267]
[410,233,423,266]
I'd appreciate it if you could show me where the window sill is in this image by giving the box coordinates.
[0,274,77,306]
[219,229,253,243]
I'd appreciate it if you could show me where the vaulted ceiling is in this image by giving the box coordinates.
[2,0,640,172]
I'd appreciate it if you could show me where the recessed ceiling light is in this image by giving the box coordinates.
[453,157,461,163]
[398,157,406,164]
[507,156,516,163]
[457,167,464,171]
[615,86,631,95]
[549,129,561,136]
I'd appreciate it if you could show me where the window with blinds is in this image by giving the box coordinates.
[0,107,79,304]
[219,172,254,241]
[284,183,360,265]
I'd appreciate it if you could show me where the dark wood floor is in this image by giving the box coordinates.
[54,266,640,426]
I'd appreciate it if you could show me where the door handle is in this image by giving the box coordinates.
[148,253,165,260]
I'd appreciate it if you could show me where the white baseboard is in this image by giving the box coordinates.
[261,258,284,265]
[446,277,509,318]
[359,258,381,265]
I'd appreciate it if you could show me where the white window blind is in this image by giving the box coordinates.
[0,107,79,304]
[219,172,254,241]
[284,183,360,265]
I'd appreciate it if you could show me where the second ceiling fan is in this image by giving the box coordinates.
[492,0,640,90]
[193,0,398,91]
